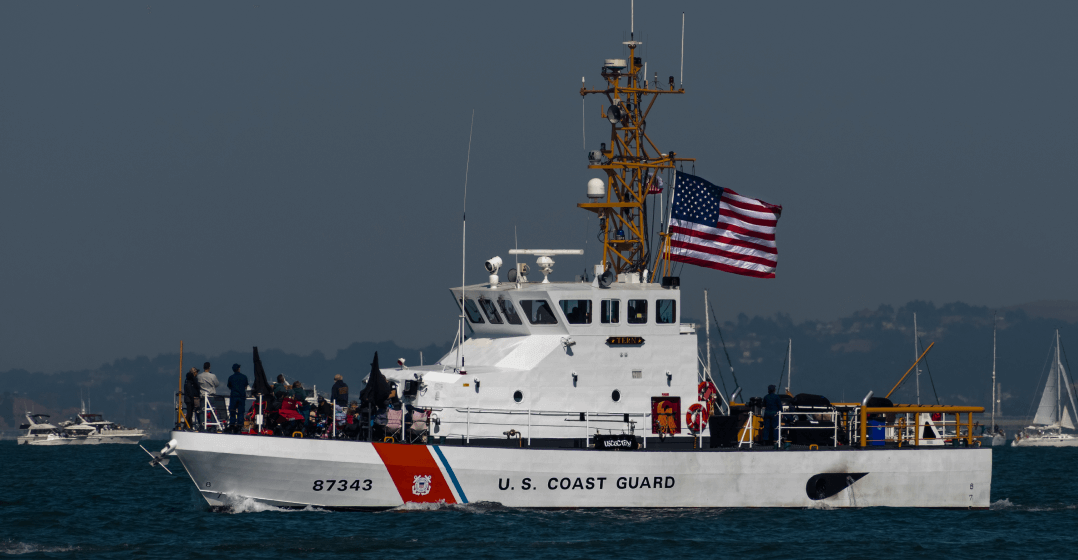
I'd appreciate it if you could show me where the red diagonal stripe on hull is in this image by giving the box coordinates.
[372,443,457,504]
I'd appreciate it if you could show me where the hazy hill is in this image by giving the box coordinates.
[3,300,1076,435]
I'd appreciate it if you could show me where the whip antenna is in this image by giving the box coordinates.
[457,110,475,372]
[680,12,685,88]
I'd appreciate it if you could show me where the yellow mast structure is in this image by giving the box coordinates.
[579,36,694,278]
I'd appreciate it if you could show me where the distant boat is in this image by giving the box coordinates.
[16,413,85,445]
[1013,330,1078,447]
[16,405,146,446]
[63,411,147,444]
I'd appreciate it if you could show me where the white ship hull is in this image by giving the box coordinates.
[17,432,145,445]
[171,431,991,509]
[1012,434,1078,447]
[17,435,96,445]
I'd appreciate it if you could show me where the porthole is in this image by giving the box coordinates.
[611,389,621,402]
[513,390,523,403]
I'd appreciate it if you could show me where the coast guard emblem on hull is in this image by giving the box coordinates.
[412,475,432,496]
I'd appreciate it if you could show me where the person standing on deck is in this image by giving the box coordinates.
[182,367,200,430]
[227,364,249,430]
[196,362,220,431]
[331,374,349,408]
[762,384,782,445]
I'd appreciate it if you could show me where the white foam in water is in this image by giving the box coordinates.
[991,498,1015,510]
[222,494,325,514]
[390,500,509,513]
[0,541,79,555]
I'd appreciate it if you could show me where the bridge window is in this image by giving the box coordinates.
[559,299,592,324]
[478,297,503,324]
[601,299,620,324]
[656,299,677,324]
[520,300,559,325]
[627,299,648,324]
[498,298,522,325]
[460,298,484,324]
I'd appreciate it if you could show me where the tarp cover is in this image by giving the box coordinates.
[251,346,273,399]
[359,352,392,406]
[709,414,746,447]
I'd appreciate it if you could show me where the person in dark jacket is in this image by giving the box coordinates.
[272,374,289,402]
[317,397,333,423]
[227,364,249,429]
[331,374,348,407]
[183,367,200,430]
[762,384,782,445]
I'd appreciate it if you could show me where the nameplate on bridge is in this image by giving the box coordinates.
[606,336,644,346]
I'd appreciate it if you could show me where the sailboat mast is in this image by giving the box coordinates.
[914,313,920,405]
[991,315,997,431]
[1057,329,1062,426]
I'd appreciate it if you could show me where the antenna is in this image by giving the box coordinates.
[514,225,520,288]
[457,110,475,372]
[680,12,685,88]
[582,77,586,150]
[631,0,634,39]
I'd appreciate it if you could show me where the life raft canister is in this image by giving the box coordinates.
[698,381,718,402]
[686,403,710,433]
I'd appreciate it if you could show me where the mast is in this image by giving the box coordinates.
[914,313,921,405]
[705,289,711,384]
[786,338,792,395]
[991,315,997,431]
[579,16,694,277]
[1057,329,1062,428]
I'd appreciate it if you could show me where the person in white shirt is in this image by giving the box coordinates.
[197,362,220,396]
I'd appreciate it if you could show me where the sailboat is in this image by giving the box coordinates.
[1013,330,1078,447]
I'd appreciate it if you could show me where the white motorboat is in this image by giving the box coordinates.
[1013,330,1078,447]
[68,412,147,444]
[158,14,992,510]
[16,413,91,445]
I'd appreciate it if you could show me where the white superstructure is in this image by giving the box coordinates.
[396,279,697,443]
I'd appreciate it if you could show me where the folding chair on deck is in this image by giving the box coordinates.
[408,409,429,443]
[383,408,403,442]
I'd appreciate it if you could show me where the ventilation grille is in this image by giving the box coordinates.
[632,370,642,379]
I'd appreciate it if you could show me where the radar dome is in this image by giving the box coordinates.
[587,178,606,199]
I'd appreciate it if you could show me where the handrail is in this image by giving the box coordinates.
[859,406,984,447]
[450,407,651,417]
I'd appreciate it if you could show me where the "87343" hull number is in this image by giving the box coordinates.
[312,479,372,491]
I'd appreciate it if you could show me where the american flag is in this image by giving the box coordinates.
[668,172,782,278]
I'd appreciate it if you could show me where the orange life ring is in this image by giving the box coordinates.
[698,381,718,402]
[686,403,710,433]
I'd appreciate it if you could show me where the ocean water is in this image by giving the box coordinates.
[2,441,1076,559]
